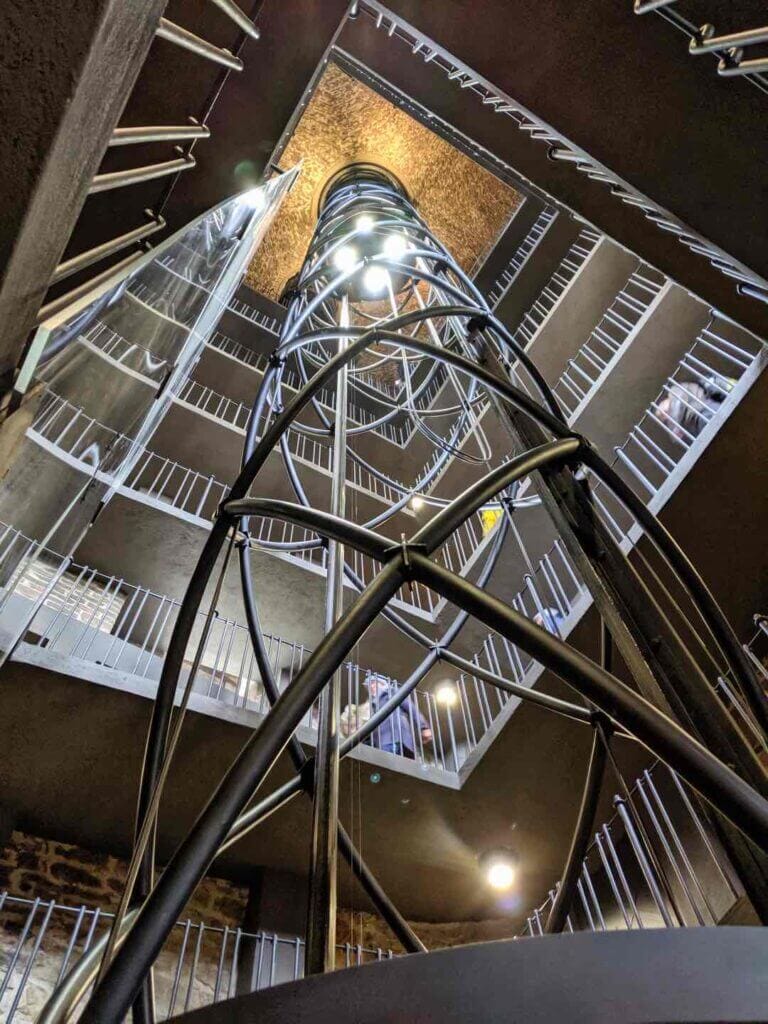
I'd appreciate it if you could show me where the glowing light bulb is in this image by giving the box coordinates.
[435,683,458,707]
[411,496,424,510]
[356,213,375,233]
[382,234,408,260]
[487,862,515,891]
[363,265,389,295]
[480,849,517,892]
[333,245,358,273]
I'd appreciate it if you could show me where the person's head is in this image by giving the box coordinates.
[701,374,731,403]
[533,608,562,633]
[366,674,390,698]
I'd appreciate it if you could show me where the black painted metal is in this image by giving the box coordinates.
[163,928,768,1024]
[74,175,768,1024]
[545,728,606,933]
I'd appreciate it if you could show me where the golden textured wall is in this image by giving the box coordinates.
[246,63,521,299]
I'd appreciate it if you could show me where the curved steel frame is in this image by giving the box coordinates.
[53,173,767,1023]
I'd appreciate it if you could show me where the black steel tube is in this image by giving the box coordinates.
[438,648,593,725]
[545,728,606,933]
[582,448,768,736]
[409,554,768,853]
[238,541,425,954]
[77,170,768,1018]
[80,560,407,1023]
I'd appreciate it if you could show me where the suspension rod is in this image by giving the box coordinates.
[89,152,195,194]
[51,214,165,284]
[208,0,261,38]
[156,18,244,70]
[109,123,210,146]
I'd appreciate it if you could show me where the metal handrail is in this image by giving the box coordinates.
[109,124,210,147]
[89,151,196,194]
[553,265,665,418]
[51,214,166,285]
[519,759,742,936]
[634,2,768,86]
[156,18,244,70]
[0,891,389,1024]
[0,523,471,773]
[486,207,557,309]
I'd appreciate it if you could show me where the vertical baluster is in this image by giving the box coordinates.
[601,825,642,928]
[0,898,41,1003]
[636,776,705,925]
[614,797,674,927]
[167,919,192,1017]
[184,922,205,1012]
[228,928,242,997]
[55,904,87,986]
[213,926,230,1002]
[6,898,55,1023]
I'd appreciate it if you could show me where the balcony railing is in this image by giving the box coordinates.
[176,378,409,506]
[30,391,116,470]
[207,331,411,446]
[614,318,764,496]
[31,383,406,513]
[0,891,393,1024]
[520,760,745,936]
[486,206,557,309]
[455,538,587,756]
[25,392,504,621]
[553,266,666,418]
[0,522,503,775]
[78,320,171,385]
[509,228,602,351]
[152,251,284,336]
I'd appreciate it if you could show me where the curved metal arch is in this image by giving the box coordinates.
[70,174,768,1024]
[79,484,768,1024]
[267,310,768,730]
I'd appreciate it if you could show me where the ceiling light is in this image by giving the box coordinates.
[356,213,375,233]
[487,861,515,890]
[410,496,424,510]
[363,265,389,295]
[435,683,458,707]
[333,245,358,273]
[480,849,517,891]
[382,234,408,261]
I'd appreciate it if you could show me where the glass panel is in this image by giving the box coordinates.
[0,172,297,651]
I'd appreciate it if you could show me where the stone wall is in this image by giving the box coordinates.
[0,830,249,1023]
[0,830,516,1021]
[0,830,247,926]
